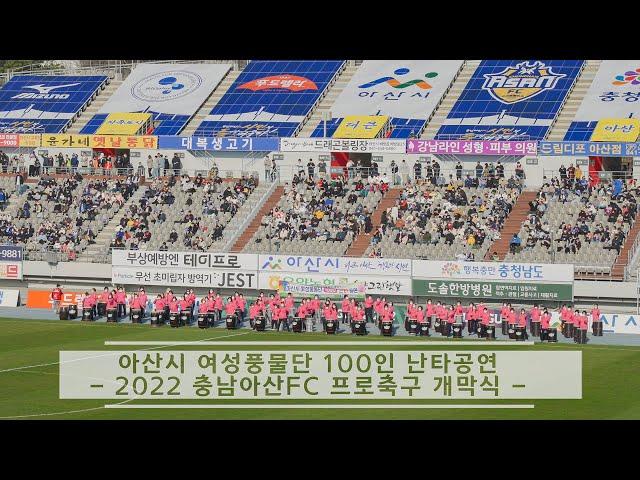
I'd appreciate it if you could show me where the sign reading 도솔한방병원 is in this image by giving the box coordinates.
[59,350,582,400]
[412,279,573,302]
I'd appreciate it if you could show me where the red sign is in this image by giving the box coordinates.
[0,134,19,148]
[237,75,318,92]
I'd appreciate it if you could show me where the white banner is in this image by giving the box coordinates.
[572,60,640,123]
[112,266,257,290]
[279,137,406,153]
[331,60,464,120]
[600,313,640,335]
[112,250,258,271]
[258,271,411,297]
[98,63,232,116]
[412,260,574,284]
[60,350,582,400]
[0,289,19,307]
[258,254,410,276]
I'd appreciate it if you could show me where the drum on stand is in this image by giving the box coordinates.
[409,320,418,336]
[305,316,314,333]
[419,322,430,337]
[131,309,142,324]
[546,328,558,342]
[180,312,191,327]
[150,311,160,327]
[59,306,69,320]
[255,316,266,332]
[97,303,106,317]
[477,323,486,338]
[485,325,496,340]
[169,312,180,328]
[452,323,463,339]
[68,304,78,320]
[82,308,93,322]
[106,309,117,323]
[325,320,337,335]
[226,315,237,330]
[354,321,366,336]
[198,313,209,329]
[381,322,393,337]
[508,324,517,340]
[434,319,442,333]
[441,322,449,336]
[404,318,410,332]
[292,318,303,333]
[501,318,509,336]
[515,326,526,341]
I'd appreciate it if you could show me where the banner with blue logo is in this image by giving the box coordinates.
[79,64,232,136]
[436,60,584,141]
[0,75,108,134]
[157,136,279,151]
[538,141,640,157]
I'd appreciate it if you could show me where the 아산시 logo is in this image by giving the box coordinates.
[261,256,283,270]
[358,68,438,90]
[482,61,566,104]
[612,68,640,86]
[131,71,203,102]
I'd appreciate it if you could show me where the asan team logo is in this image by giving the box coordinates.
[482,61,566,104]
[131,71,203,102]
[237,75,318,92]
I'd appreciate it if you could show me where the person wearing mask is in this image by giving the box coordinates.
[224,297,237,327]
[115,287,127,319]
[591,303,602,336]
[50,284,63,314]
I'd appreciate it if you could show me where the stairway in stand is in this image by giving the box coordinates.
[483,190,538,260]
[230,186,284,253]
[609,212,640,280]
[344,187,402,257]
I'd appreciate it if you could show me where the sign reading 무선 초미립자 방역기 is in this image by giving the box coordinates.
[411,260,573,302]
[0,245,23,280]
[258,272,412,297]
[157,136,280,151]
[406,139,538,156]
[111,250,258,289]
[279,137,407,154]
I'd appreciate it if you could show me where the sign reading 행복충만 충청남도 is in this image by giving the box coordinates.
[411,260,574,302]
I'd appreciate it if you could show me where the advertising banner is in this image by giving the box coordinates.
[95,112,152,135]
[0,133,19,147]
[157,136,279,151]
[18,133,40,147]
[333,115,388,139]
[538,141,640,157]
[0,245,23,280]
[565,61,640,141]
[589,118,640,142]
[27,289,82,309]
[258,254,411,277]
[0,289,20,307]
[279,137,406,153]
[407,139,538,156]
[599,313,640,335]
[40,134,158,149]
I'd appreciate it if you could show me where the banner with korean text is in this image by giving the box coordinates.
[538,141,640,157]
[407,139,538,156]
[280,137,406,153]
[41,134,158,149]
[111,250,258,290]
[412,260,574,302]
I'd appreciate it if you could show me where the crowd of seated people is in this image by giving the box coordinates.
[373,177,521,251]
[520,175,638,255]
[256,174,386,247]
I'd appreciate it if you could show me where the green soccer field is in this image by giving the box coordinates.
[1,317,639,420]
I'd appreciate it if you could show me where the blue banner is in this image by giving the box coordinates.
[157,136,279,151]
[538,141,640,157]
[0,245,23,262]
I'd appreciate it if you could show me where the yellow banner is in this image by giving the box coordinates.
[40,134,158,149]
[41,134,91,148]
[18,134,41,147]
[591,118,640,142]
[333,115,389,139]
[90,135,158,149]
[96,112,152,135]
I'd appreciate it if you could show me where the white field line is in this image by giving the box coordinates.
[105,403,535,410]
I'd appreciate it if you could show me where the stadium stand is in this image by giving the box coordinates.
[240,172,390,255]
[193,60,346,137]
[503,175,639,276]
[78,174,270,262]
[307,60,465,139]
[435,60,585,140]
[0,75,109,133]
[66,79,124,134]
[363,173,523,260]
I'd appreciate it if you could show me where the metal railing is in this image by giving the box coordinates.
[542,169,634,183]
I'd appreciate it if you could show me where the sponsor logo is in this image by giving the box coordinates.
[440,262,462,277]
[11,82,80,100]
[0,120,47,134]
[482,61,566,104]
[358,68,438,90]
[237,75,318,92]
[612,68,640,86]
[261,256,283,270]
[131,71,203,102]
